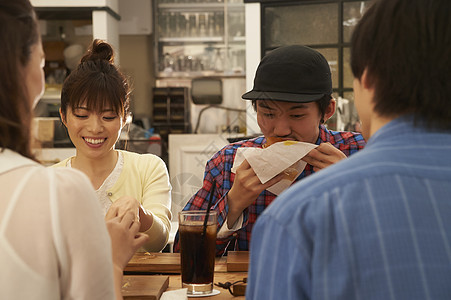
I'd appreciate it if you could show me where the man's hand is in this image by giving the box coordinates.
[302,142,347,172]
[227,160,284,227]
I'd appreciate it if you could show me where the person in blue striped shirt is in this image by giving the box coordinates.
[247,0,451,299]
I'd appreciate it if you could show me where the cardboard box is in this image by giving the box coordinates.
[33,117,58,143]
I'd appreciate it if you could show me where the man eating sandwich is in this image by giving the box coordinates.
[175,45,366,255]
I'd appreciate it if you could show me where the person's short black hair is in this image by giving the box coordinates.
[251,95,332,124]
[351,0,451,130]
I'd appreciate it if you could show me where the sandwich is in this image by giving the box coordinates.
[263,137,300,181]
[281,165,299,181]
[263,137,287,148]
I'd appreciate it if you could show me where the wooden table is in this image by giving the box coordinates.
[123,252,248,299]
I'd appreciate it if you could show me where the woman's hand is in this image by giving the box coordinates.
[106,196,154,232]
[106,196,140,222]
[105,210,149,270]
[106,211,148,300]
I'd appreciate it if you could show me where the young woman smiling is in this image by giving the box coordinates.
[54,39,172,252]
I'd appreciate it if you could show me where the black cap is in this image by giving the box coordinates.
[242,45,332,103]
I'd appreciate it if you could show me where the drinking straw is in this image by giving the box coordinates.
[202,180,216,236]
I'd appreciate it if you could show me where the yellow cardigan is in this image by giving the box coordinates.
[53,150,172,252]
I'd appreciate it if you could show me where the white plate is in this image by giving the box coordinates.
[187,289,221,298]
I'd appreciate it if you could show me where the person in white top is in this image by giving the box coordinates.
[53,39,172,252]
[0,1,148,299]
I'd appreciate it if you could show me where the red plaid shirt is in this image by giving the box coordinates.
[174,125,366,256]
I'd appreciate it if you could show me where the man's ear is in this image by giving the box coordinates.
[323,97,336,122]
[59,108,67,127]
[359,69,376,106]
[361,69,372,90]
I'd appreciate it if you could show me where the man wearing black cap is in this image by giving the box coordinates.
[174,45,365,256]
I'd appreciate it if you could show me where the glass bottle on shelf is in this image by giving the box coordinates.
[158,12,168,37]
[177,13,187,37]
[203,44,215,71]
[188,14,197,37]
[168,13,177,37]
[163,53,174,72]
[213,47,223,72]
[207,13,215,36]
[198,13,207,36]
[214,12,224,36]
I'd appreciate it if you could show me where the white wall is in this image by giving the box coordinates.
[245,3,262,135]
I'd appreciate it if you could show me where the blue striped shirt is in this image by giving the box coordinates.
[247,117,451,299]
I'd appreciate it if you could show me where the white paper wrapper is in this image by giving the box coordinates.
[160,288,187,300]
[231,141,318,195]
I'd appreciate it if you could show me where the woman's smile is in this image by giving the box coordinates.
[83,137,107,147]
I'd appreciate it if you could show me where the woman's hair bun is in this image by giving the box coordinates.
[80,39,114,64]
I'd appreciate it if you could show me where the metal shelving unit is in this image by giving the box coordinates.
[151,87,191,163]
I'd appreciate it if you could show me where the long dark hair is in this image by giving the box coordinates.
[0,0,39,159]
[60,39,130,120]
